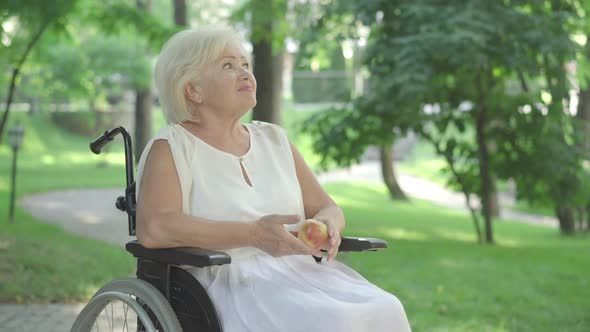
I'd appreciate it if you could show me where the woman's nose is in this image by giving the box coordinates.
[239,68,253,80]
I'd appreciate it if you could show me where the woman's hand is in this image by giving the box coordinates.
[251,214,322,257]
[315,217,342,262]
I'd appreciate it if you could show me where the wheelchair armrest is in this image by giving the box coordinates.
[126,240,231,268]
[338,236,387,252]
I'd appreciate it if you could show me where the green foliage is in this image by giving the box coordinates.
[492,106,590,208]
[1,0,179,108]
[232,0,288,53]
[292,73,352,103]
[570,1,590,88]
[83,0,177,53]
[304,0,588,238]
[0,0,81,64]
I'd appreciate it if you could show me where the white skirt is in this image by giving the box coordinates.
[187,253,411,332]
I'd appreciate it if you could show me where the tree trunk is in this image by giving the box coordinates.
[476,113,493,243]
[475,69,494,243]
[251,0,283,125]
[576,46,590,156]
[134,88,152,161]
[379,144,407,200]
[252,42,283,124]
[133,0,153,161]
[489,176,500,218]
[572,43,590,233]
[555,205,576,235]
[172,0,187,26]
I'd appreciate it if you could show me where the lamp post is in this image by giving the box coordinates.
[8,123,24,223]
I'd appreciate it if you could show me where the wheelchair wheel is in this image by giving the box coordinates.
[71,277,182,332]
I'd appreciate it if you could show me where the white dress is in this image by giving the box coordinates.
[136,121,411,332]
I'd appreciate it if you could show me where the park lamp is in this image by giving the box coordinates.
[8,122,24,224]
[8,123,24,150]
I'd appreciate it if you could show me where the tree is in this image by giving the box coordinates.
[0,0,80,142]
[307,0,583,242]
[295,1,409,200]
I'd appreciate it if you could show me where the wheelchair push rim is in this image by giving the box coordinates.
[71,277,182,332]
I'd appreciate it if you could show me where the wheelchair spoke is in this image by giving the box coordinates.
[87,299,139,332]
[122,301,129,332]
[105,302,112,331]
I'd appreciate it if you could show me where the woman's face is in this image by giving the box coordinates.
[195,43,257,115]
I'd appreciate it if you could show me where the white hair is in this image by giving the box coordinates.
[154,25,248,124]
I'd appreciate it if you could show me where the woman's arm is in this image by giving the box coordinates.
[290,142,344,261]
[290,142,345,231]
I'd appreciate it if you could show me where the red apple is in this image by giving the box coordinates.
[298,219,329,249]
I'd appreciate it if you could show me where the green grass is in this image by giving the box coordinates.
[328,181,590,332]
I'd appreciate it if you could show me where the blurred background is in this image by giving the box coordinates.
[0,0,589,331]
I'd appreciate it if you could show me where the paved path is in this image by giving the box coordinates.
[1,161,558,331]
[0,304,85,332]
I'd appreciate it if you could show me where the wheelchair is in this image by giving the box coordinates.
[71,126,389,332]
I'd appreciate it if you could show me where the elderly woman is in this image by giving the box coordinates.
[135,25,411,331]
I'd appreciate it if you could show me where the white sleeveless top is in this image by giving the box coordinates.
[135,121,411,332]
[136,121,305,259]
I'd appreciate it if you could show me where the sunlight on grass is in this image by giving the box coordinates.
[435,230,478,242]
[493,237,524,247]
[102,153,126,165]
[378,227,430,241]
[329,195,375,209]
[40,154,56,165]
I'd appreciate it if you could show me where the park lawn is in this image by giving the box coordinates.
[328,181,590,332]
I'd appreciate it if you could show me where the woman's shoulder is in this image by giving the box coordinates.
[146,124,196,160]
[148,124,196,147]
[249,120,290,150]
[152,123,186,139]
[250,120,287,137]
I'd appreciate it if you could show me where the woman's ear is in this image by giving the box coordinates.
[185,83,203,104]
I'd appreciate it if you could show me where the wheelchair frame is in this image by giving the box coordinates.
[72,126,388,332]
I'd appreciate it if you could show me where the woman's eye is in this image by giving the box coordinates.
[242,63,249,69]
[223,63,232,69]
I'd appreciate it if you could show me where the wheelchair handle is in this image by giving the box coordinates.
[90,130,114,155]
[90,126,135,187]
[90,126,137,236]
